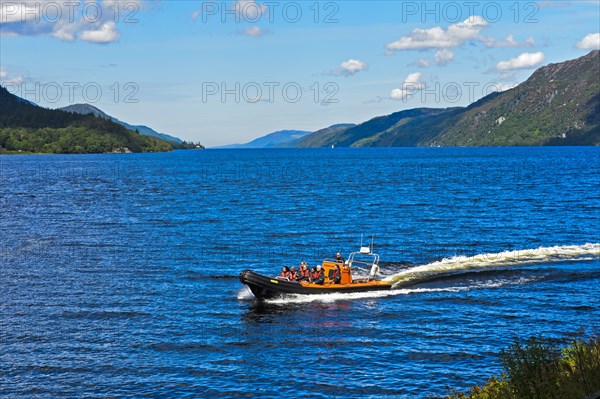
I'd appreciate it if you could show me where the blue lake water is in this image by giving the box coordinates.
[1,147,599,398]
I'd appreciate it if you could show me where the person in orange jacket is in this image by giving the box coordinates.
[298,262,310,281]
[313,266,325,285]
[331,264,341,284]
[279,266,291,280]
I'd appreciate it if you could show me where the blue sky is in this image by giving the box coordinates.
[1,0,599,146]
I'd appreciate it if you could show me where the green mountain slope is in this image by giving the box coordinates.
[436,50,600,146]
[352,108,463,147]
[334,108,451,147]
[0,86,174,154]
[295,50,599,147]
[60,104,184,144]
[294,124,356,148]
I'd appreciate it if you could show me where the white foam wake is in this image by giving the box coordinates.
[249,244,598,305]
[264,287,452,305]
[263,278,534,305]
[383,243,600,287]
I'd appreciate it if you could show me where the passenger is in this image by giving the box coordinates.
[298,262,310,281]
[279,266,291,280]
[289,266,299,280]
[331,264,341,284]
[335,252,345,263]
[310,266,319,282]
[313,266,325,285]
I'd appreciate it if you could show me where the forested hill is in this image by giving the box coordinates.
[59,103,184,144]
[0,86,174,154]
[291,50,600,147]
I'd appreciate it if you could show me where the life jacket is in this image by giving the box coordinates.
[301,268,310,278]
[310,271,319,279]
[280,271,290,279]
[290,270,299,279]
[333,269,340,278]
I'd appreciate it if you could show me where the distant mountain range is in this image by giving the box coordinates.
[215,130,312,148]
[60,104,183,144]
[293,124,357,148]
[222,50,599,148]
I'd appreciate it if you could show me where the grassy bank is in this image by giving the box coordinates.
[445,334,600,399]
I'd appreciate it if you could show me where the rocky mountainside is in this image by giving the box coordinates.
[435,50,600,146]
[293,50,599,147]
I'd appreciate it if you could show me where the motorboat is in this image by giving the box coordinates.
[239,246,392,300]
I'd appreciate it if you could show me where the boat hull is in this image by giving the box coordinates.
[239,270,393,300]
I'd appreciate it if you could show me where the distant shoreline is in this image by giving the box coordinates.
[3,145,598,156]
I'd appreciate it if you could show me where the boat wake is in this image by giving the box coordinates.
[261,277,536,305]
[252,244,599,304]
[384,243,600,287]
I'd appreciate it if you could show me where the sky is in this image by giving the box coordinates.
[1,0,599,147]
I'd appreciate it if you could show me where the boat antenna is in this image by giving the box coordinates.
[360,234,363,247]
[371,235,374,252]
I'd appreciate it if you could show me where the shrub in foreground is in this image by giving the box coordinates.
[445,334,600,399]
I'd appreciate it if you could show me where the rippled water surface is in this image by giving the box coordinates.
[1,147,599,398]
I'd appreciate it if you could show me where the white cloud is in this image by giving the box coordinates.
[576,33,600,50]
[500,34,519,47]
[0,1,39,24]
[408,58,430,68]
[496,52,545,71]
[238,25,269,37]
[386,16,488,51]
[525,36,536,47]
[482,34,516,47]
[52,21,79,42]
[386,16,540,55]
[0,1,132,44]
[340,59,367,76]
[326,58,368,77]
[481,34,537,48]
[0,66,25,86]
[390,72,425,100]
[79,21,119,43]
[434,49,454,66]
[191,10,201,20]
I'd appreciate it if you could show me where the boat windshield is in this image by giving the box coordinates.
[346,251,379,274]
